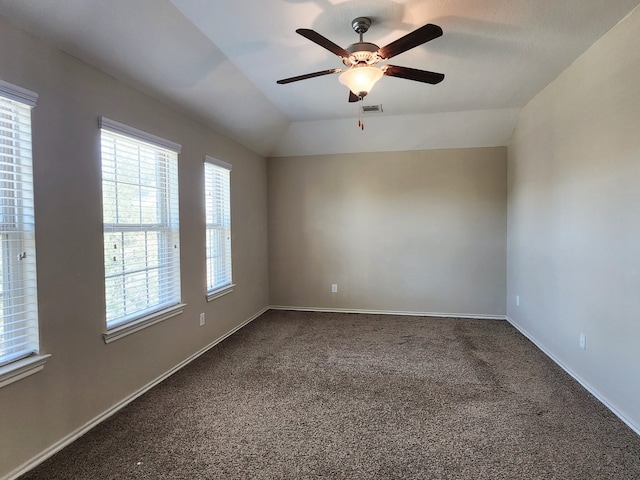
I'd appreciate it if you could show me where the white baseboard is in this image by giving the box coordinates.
[506,316,640,436]
[5,307,269,480]
[269,305,507,321]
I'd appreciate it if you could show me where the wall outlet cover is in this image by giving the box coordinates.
[579,333,587,349]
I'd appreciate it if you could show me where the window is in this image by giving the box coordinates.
[204,157,232,300]
[0,80,48,386]
[99,117,183,341]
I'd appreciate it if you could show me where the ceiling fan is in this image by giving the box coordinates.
[277,17,445,102]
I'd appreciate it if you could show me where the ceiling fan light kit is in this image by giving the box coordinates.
[338,65,384,98]
[277,16,445,128]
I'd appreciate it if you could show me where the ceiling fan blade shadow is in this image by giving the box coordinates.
[383,65,445,84]
[277,68,341,84]
[378,24,443,60]
[296,29,350,58]
[349,91,360,102]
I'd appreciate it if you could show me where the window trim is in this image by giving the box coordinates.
[0,354,51,389]
[205,156,232,171]
[103,303,186,344]
[98,117,181,153]
[206,284,235,302]
[0,78,38,106]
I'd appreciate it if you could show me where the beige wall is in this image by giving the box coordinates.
[0,18,269,478]
[268,148,507,316]
[507,7,640,430]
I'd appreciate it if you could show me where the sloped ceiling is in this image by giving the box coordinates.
[0,0,638,157]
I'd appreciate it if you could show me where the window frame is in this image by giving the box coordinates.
[0,78,50,389]
[204,156,233,302]
[99,117,185,343]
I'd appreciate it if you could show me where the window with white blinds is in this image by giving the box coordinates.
[204,157,232,297]
[99,118,181,330]
[0,81,39,368]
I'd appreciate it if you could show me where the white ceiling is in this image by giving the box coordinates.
[1,0,638,157]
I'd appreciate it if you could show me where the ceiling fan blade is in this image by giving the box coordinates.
[349,91,360,103]
[383,65,445,84]
[296,28,350,58]
[277,68,341,84]
[378,24,443,60]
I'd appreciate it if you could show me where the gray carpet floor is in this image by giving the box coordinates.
[20,310,640,479]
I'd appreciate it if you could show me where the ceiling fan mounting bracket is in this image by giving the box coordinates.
[351,17,372,35]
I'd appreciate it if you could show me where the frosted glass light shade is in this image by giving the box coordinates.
[338,66,384,97]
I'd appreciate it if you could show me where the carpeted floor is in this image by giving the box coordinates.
[19,310,640,479]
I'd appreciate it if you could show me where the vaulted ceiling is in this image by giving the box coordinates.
[1,0,638,157]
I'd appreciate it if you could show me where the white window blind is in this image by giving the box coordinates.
[204,157,232,295]
[0,82,39,367]
[100,118,181,329]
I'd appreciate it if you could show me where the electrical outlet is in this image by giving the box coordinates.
[579,333,586,349]
[516,295,520,307]
[331,284,338,293]
[199,313,205,326]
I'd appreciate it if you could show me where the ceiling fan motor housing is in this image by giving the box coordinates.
[343,42,380,66]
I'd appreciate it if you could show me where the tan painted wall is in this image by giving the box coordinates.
[507,7,640,429]
[268,148,507,316]
[0,18,269,478]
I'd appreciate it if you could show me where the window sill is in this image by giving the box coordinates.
[103,303,186,344]
[207,284,235,302]
[0,354,51,389]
